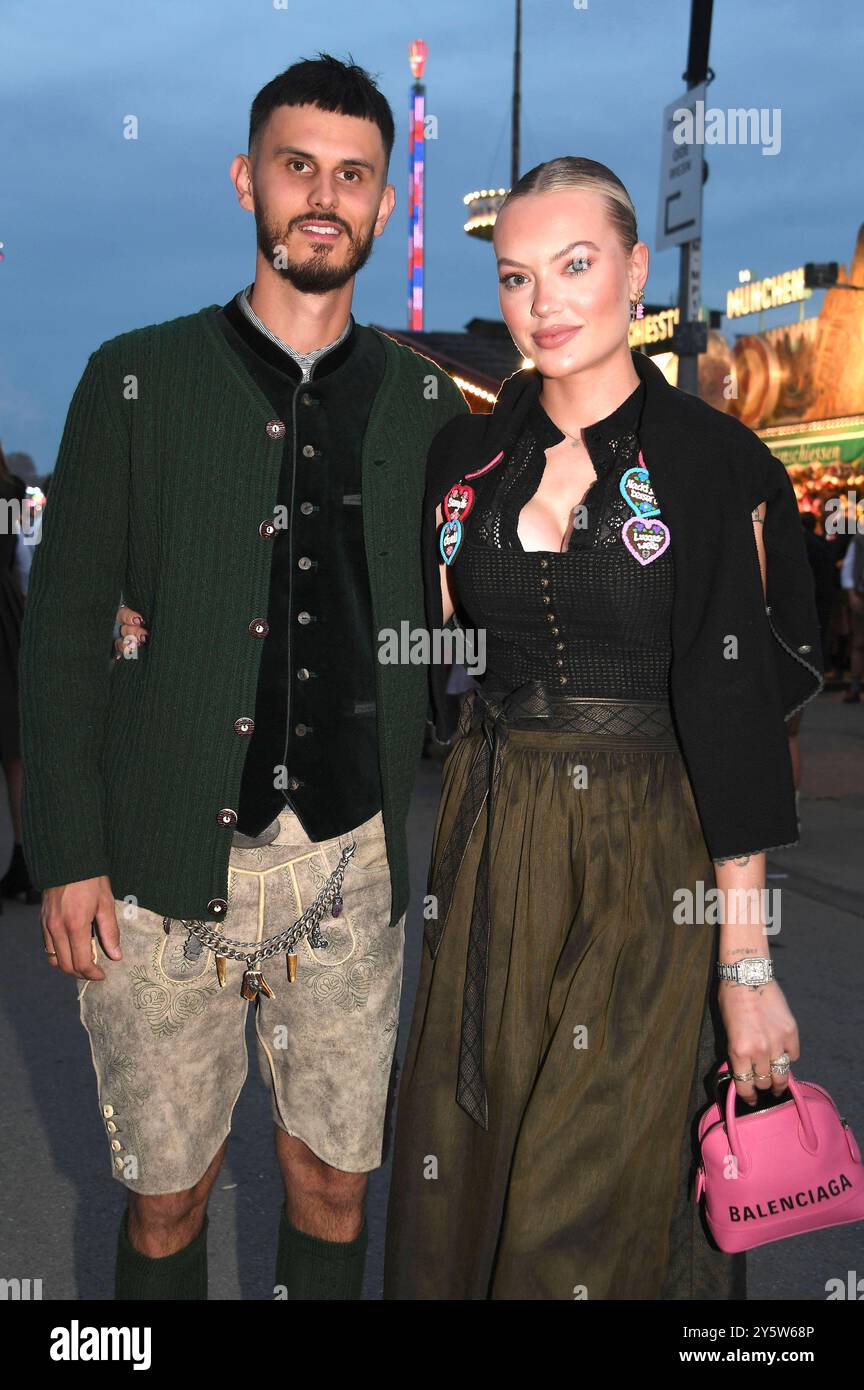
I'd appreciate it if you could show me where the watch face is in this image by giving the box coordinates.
[740,959,769,985]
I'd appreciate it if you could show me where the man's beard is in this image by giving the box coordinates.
[255,209,376,293]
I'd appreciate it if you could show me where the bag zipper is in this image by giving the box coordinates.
[697,1083,858,1182]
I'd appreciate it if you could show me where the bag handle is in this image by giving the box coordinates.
[715,1062,819,1176]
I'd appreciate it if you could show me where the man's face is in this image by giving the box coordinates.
[239,103,395,294]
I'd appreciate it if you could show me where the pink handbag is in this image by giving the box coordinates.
[695,1062,864,1252]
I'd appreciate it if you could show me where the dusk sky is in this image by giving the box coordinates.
[3,0,862,470]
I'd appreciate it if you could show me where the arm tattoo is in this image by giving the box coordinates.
[732,854,751,866]
[751,508,764,524]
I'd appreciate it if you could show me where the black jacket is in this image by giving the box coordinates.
[422,349,824,863]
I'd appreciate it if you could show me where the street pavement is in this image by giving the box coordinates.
[0,690,860,1300]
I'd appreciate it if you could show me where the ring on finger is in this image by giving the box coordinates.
[732,1068,755,1081]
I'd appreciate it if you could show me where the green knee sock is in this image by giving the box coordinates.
[274,1203,367,1300]
[115,1207,208,1301]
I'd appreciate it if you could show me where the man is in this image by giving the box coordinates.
[20,53,468,1301]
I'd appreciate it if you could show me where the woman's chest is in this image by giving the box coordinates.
[515,440,599,552]
[463,426,669,558]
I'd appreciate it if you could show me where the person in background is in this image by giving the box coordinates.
[0,441,38,906]
[786,511,837,825]
[800,511,836,671]
[840,529,864,703]
[824,524,852,682]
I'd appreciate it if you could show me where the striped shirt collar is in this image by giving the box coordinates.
[236,283,354,382]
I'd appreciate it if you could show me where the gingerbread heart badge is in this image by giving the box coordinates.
[439,517,463,565]
[443,483,475,522]
[621,516,670,565]
[619,465,661,518]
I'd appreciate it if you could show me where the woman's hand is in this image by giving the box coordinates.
[113,604,149,660]
[718,977,800,1106]
[713,849,798,1106]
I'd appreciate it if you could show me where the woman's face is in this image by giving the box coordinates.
[493,188,647,379]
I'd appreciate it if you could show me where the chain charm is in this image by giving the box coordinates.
[161,840,356,995]
[183,932,204,962]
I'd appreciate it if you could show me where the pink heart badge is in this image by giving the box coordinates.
[621,516,670,566]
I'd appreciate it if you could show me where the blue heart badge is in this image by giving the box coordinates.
[619,464,661,518]
[440,517,463,565]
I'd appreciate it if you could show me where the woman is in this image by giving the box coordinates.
[381,157,824,1300]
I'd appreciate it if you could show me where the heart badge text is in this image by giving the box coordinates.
[443,483,475,522]
[621,516,670,565]
[619,466,661,518]
[440,517,463,565]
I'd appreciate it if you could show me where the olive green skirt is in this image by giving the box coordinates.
[383,702,747,1300]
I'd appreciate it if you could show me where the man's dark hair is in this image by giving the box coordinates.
[248,53,395,176]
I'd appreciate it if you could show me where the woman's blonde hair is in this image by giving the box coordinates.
[497,156,638,257]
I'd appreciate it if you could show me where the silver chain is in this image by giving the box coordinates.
[162,841,356,967]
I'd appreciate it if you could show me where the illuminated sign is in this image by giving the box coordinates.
[628,306,680,348]
[726,267,808,319]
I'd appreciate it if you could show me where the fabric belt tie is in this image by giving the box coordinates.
[425,679,677,1130]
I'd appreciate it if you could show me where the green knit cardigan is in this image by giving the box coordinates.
[19,305,469,927]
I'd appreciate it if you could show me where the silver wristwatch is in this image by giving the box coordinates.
[717,957,774,987]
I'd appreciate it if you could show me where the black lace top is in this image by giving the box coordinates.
[451,377,675,700]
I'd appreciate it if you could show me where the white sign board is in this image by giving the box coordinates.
[656,83,705,252]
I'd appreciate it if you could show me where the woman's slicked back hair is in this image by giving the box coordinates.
[498,156,638,255]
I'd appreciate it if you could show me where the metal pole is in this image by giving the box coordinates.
[511,0,521,187]
[676,0,714,396]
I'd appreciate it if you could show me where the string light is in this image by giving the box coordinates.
[450,374,498,405]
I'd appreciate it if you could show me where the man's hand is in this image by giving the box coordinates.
[41,877,122,980]
[114,605,149,660]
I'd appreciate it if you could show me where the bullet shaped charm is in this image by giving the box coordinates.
[286,952,297,984]
[258,972,275,1000]
[215,955,227,989]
